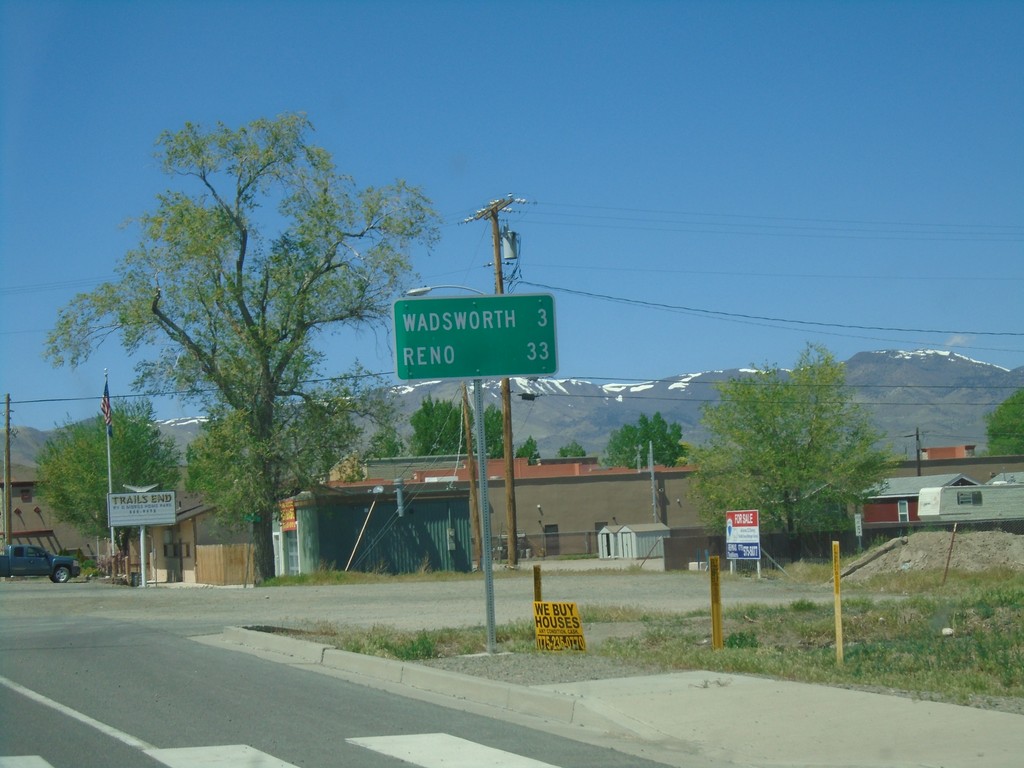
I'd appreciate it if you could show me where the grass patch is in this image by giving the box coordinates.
[280,618,539,660]
[268,569,1024,710]
[600,570,1024,706]
[261,564,517,587]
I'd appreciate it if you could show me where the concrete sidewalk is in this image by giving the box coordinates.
[207,627,1023,768]
[540,673,1024,767]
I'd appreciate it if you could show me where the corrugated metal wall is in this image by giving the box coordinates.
[314,496,474,574]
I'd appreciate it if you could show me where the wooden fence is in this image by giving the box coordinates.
[196,543,255,586]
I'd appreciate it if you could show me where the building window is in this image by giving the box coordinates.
[20,488,32,502]
[956,490,982,506]
[898,500,909,523]
[163,543,193,558]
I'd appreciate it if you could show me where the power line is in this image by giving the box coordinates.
[9,371,1022,409]
[535,200,1024,231]
[520,281,1024,338]
[533,263,1024,284]
[526,201,1024,242]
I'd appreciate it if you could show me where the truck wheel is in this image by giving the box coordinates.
[51,566,72,583]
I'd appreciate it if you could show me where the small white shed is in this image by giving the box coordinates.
[618,523,670,559]
[597,525,625,559]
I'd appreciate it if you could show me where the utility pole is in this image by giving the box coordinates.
[649,441,658,523]
[467,195,525,567]
[915,428,922,476]
[904,428,923,476]
[4,394,11,545]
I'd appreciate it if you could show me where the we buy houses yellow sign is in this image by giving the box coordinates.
[533,601,586,651]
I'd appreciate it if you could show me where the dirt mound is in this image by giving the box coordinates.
[842,530,1024,581]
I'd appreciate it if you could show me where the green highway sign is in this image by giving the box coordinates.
[393,293,558,380]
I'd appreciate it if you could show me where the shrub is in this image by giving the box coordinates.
[725,631,759,649]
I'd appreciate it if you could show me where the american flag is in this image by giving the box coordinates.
[101,381,112,437]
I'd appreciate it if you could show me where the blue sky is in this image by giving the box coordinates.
[2,0,1022,430]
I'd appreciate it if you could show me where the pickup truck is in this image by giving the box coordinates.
[0,545,81,583]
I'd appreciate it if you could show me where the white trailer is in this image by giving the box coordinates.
[917,484,1024,523]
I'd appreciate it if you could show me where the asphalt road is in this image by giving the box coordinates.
[1,579,688,768]
[0,571,829,768]
[0,567,829,636]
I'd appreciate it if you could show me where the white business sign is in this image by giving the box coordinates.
[107,491,177,527]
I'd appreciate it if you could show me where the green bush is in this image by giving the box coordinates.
[383,631,437,660]
[725,631,759,649]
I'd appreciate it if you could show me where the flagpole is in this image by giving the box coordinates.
[104,371,114,576]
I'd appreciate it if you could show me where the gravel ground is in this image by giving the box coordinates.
[418,647,660,686]
[843,530,1024,581]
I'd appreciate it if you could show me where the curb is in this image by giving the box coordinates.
[219,627,591,729]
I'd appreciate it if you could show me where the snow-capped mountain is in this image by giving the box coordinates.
[388,350,1024,459]
[10,350,1023,466]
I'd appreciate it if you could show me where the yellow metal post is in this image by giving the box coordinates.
[833,541,844,665]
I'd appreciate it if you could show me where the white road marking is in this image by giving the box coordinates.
[347,733,562,768]
[145,745,299,767]
[0,675,154,750]
[0,677,299,767]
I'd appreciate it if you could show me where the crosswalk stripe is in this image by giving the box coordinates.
[347,733,561,768]
[144,745,300,767]
[0,759,56,768]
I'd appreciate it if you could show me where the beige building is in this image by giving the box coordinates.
[2,466,101,558]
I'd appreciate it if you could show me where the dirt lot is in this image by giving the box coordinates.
[842,530,1024,581]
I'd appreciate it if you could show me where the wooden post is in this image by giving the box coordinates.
[710,555,723,650]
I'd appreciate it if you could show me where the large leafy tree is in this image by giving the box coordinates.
[985,389,1024,455]
[409,395,464,456]
[557,440,587,458]
[483,404,504,459]
[36,400,181,552]
[45,115,439,581]
[515,436,539,463]
[365,424,406,459]
[605,412,685,467]
[691,344,896,541]
[408,394,503,458]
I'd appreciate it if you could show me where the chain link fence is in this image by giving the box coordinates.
[509,518,1024,572]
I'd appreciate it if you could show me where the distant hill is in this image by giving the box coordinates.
[9,350,1023,466]
[391,350,1023,460]
[7,418,209,470]
[6,425,51,468]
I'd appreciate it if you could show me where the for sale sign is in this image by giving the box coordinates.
[726,509,761,560]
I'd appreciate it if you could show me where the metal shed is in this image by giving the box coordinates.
[598,522,670,560]
[597,524,625,559]
[618,523,671,559]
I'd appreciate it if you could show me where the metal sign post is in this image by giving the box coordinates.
[472,379,497,653]
[393,292,558,653]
